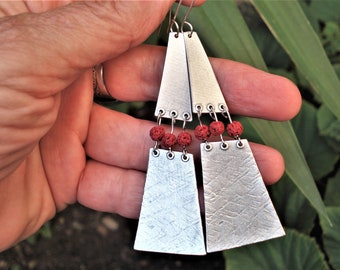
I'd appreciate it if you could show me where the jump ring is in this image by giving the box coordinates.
[93,64,115,100]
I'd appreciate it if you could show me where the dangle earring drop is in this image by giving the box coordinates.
[134,1,205,255]
[181,6,285,253]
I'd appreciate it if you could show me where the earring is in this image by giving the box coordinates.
[135,0,285,255]
[134,1,206,255]
[182,12,285,253]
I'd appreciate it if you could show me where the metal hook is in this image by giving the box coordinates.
[168,0,183,35]
[180,0,195,35]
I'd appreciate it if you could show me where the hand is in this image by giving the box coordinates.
[0,0,301,251]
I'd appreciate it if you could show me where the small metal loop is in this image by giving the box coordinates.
[182,111,191,124]
[207,104,219,121]
[170,110,178,118]
[157,108,165,117]
[153,140,159,151]
[207,103,215,112]
[170,19,180,37]
[194,104,203,126]
[156,110,164,126]
[218,103,227,113]
[180,0,195,33]
[152,149,160,157]
[183,112,190,120]
[167,150,175,160]
[220,141,229,151]
[181,21,194,37]
[204,142,213,152]
[195,103,203,113]
[170,112,177,134]
[168,0,183,34]
[181,153,190,162]
[236,139,245,149]
[182,114,188,130]
[221,109,233,123]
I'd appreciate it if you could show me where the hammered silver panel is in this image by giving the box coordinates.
[154,32,192,121]
[184,32,227,114]
[134,149,206,255]
[201,140,285,253]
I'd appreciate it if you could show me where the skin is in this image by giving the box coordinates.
[0,0,301,251]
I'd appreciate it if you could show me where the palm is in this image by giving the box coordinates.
[0,0,301,251]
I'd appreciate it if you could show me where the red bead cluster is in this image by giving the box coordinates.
[149,126,192,148]
[149,121,244,146]
[194,120,243,141]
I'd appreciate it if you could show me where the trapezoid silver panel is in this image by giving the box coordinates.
[201,140,285,253]
[134,148,206,255]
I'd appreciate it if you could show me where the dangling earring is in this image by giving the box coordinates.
[134,1,206,255]
[181,7,285,253]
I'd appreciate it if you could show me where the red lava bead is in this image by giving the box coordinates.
[149,126,165,141]
[161,133,177,148]
[209,121,225,136]
[194,125,210,141]
[177,131,192,147]
[226,121,243,137]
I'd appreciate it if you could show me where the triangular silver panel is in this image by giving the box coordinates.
[184,32,227,114]
[155,32,192,121]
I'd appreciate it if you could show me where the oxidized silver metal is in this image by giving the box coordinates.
[201,140,285,253]
[184,32,228,114]
[154,32,192,121]
[134,149,206,255]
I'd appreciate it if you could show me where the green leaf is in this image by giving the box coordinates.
[320,207,340,270]
[178,0,267,70]
[251,0,340,120]
[308,0,340,23]
[247,20,290,69]
[183,0,330,224]
[270,174,316,234]
[324,170,340,207]
[248,118,330,224]
[291,101,338,180]
[317,105,340,153]
[334,63,340,77]
[224,229,329,270]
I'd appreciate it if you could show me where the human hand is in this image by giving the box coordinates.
[0,0,301,251]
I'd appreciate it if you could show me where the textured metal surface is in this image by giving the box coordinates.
[184,32,228,114]
[154,32,192,121]
[134,149,206,255]
[201,140,285,253]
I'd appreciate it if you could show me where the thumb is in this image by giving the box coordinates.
[0,1,175,95]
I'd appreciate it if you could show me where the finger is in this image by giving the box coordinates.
[85,104,285,185]
[0,0,205,16]
[79,141,283,220]
[77,160,145,219]
[104,45,301,121]
[1,1,205,96]
[0,0,203,95]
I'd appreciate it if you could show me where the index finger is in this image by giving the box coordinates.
[103,45,301,121]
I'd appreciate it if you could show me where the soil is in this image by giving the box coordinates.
[0,204,225,270]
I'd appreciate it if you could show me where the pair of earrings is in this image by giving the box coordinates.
[134,3,285,255]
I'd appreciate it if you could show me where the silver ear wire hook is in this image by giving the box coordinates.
[168,0,183,36]
[180,0,195,36]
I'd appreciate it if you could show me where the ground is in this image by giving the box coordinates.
[0,204,225,270]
